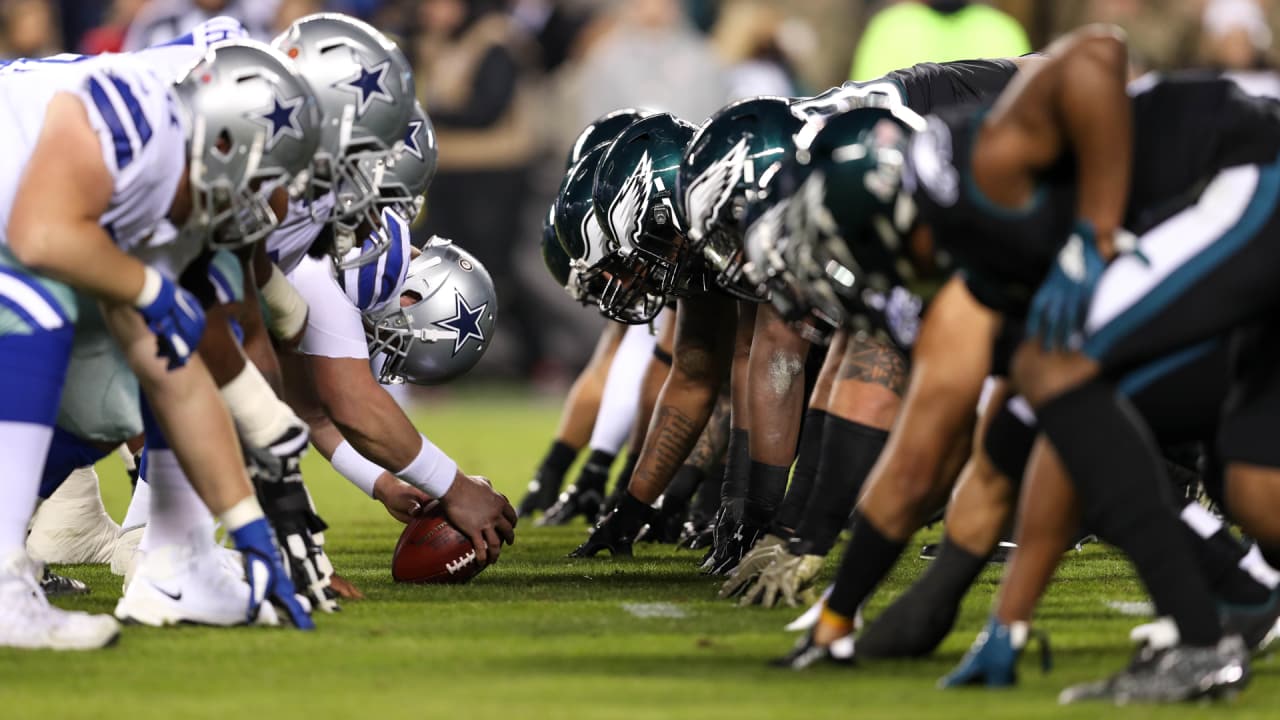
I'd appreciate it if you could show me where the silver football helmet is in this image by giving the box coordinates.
[365,237,498,385]
[380,102,437,221]
[273,13,415,268]
[173,39,322,249]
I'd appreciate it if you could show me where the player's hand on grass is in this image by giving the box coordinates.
[719,534,788,599]
[230,517,315,630]
[439,472,517,565]
[328,573,365,600]
[742,552,824,608]
[373,474,432,524]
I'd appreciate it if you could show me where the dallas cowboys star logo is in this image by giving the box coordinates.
[334,60,393,118]
[433,290,488,355]
[252,95,306,151]
[404,118,425,161]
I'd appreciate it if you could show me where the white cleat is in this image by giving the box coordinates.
[111,525,144,591]
[0,551,120,651]
[27,467,120,565]
[114,544,279,628]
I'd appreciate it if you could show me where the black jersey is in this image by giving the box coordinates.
[907,73,1280,315]
[886,58,1021,115]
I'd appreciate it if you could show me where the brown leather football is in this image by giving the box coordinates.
[391,501,483,584]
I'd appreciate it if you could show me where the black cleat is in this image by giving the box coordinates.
[515,467,566,518]
[40,566,89,597]
[538,485,605,527]
[1059,636,1250,705]
[678,518,715,550]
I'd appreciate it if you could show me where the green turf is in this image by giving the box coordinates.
[3,387,1277,718]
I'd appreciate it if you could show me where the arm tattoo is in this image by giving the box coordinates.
[839,335,909,395]
[687,390,731,472]
[632,405,702,493]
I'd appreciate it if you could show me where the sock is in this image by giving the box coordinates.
[825,510,907,619]
[575,449,615,494]
[1240,544,1280,589]
[773,410,828,535]
[139,448,216,553]
[1180,501,1270,605]
[660,464,704,520]
[817,605,855,639]
[542,440,578,477]
[791,417,889,556]
[857,535,987,657]
[120,478,151,531]
[744,461,789,527]
[691,462,725,522]
[605,452,639,511]
[1038,381,1221,647]
[721,429,750,521]
[0,421,54,557]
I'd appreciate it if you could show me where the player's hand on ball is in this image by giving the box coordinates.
[438,472,517,565]
[373,474,432,524]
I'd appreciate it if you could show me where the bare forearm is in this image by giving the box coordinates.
[628,375,719,503]
[747,305,808,465]
[688,388,731,472]
[238,256,284,393]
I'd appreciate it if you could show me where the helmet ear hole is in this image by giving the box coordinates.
[213,128,234,159]
[399,290,423,308]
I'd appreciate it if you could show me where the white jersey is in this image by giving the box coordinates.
[120,16,251,280]
[0,53,186,255]
[288,208,414,359]
[124,1,279,50]
[268,195,335,275]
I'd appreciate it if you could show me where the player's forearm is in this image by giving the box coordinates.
[687,388,731,473]
[328,385,425,471]
[9,221,147,305]
[237,254,285,393]
[197,306,249,386]
[627,370,720,504]
[746,307,809,465]
[1051,28,1131,251]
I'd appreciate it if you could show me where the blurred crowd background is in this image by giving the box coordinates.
[10,0,1280,385]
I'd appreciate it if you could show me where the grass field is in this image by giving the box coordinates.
[2,386,1278,719]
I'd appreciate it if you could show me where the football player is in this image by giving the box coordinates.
[0,37,316,648]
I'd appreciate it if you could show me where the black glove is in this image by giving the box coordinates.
[568,493,654,558]
[246,424,337,613]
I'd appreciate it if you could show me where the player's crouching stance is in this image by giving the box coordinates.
[0,41,318,649]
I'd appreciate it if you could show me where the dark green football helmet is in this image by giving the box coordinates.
[566,108,653,170]
[541,202,573,290]
[592,113,698,311]
[676,97,802,301]
[556,144,664,324]
[781,105,924,324]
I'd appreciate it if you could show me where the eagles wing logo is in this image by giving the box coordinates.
[608,151,653,252]
[909,117,959,207]
[685,137,750,238]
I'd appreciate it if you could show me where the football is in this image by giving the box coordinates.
[391,501,484,584]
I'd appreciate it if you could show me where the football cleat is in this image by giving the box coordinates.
[538,484,606,528]
[110,525,145,589]
[26,467,120,565]
[939,616,1051,688]
[40,566,89,597]
[114,544,280,627]
[0,551,119,651]
[921,541,1016,563]
[771,629,856,670]
[1058,635,1249,704]
[515,466,566,518]
[677,517,715,550]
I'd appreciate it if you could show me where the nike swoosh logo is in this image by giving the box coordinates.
[150,582,182,601]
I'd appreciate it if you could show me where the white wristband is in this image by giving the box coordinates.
[219,495,265,533]
[219,363,298,448]
[395,434,457,498]
[331,440,385,498]
[261,263,309,341]
[134,266,163,308]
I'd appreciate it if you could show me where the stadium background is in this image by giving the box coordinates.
[7,0,1275,386]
